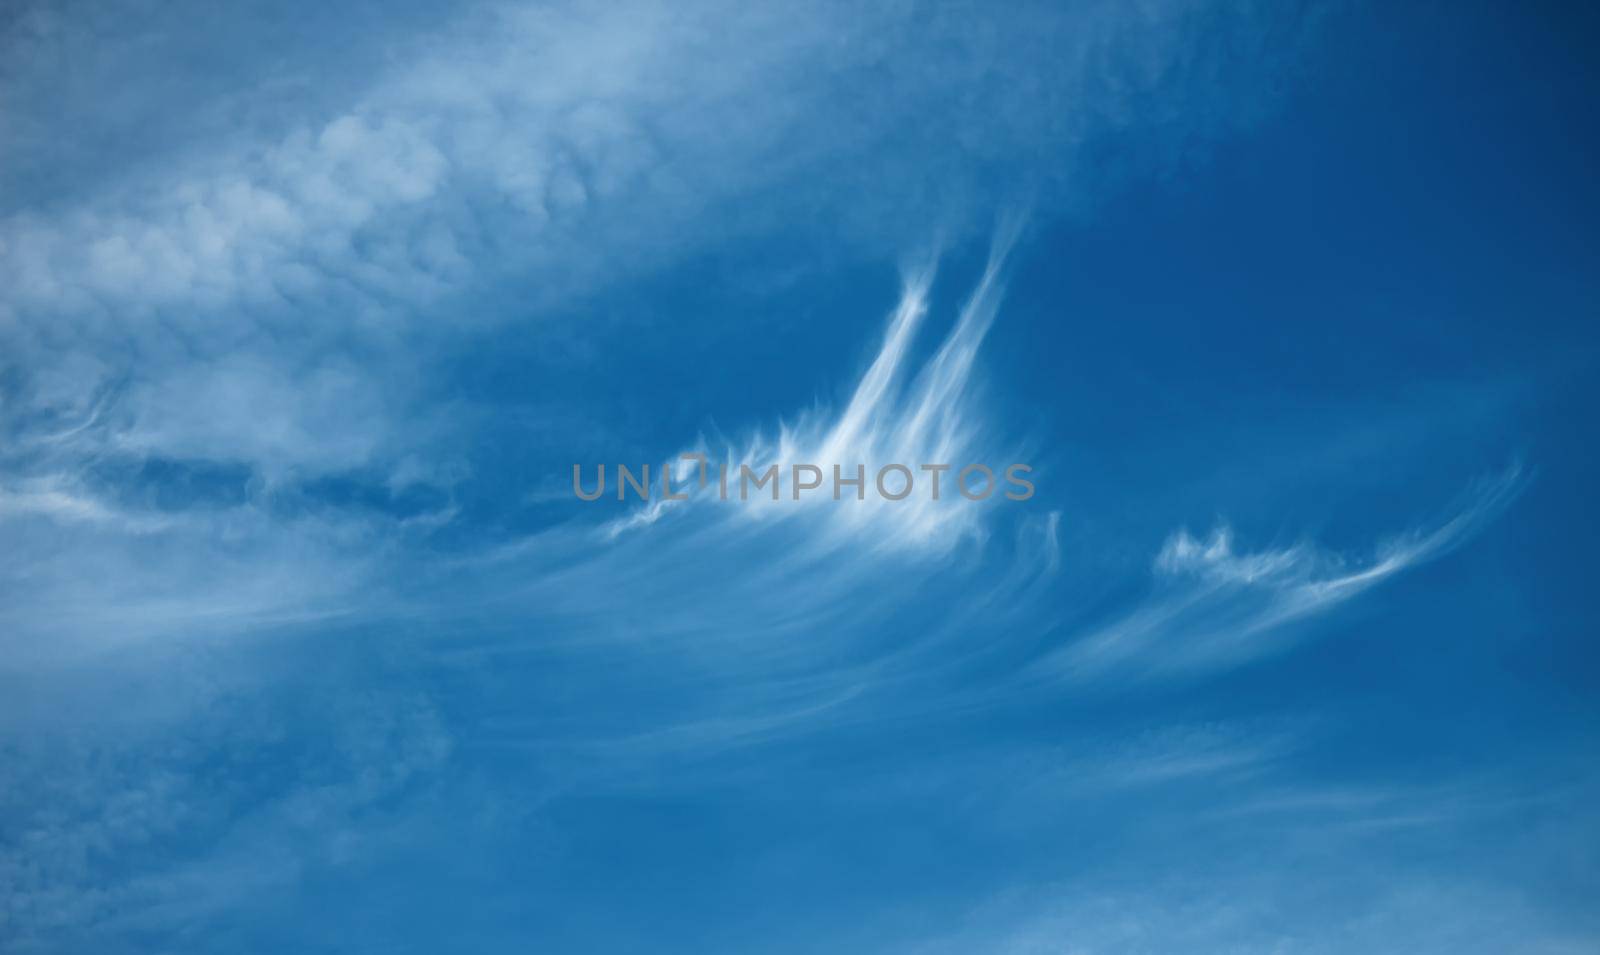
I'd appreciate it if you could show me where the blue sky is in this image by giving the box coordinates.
[1,1,1597,951]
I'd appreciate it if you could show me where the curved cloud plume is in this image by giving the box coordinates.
[1041,463,1528,682]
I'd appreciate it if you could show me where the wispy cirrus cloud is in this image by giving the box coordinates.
[1041,463,1528,682]
[603,217,1028,551]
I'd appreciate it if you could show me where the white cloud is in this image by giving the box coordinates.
[1,0,1314,485]
[1043,463,1528,681]
[603,222,1026,553]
